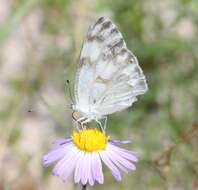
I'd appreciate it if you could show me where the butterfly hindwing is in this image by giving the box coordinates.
[74,17,148,116]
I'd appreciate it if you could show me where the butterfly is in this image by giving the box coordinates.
[71,17,148,129]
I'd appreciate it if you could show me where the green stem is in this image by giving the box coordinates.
[82,184,87,190]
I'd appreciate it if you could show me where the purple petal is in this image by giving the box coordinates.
[43,143,73,167]
[108,143,138,162]
[62,149,82,181]
[52,144,77,176]
[109,139,131,145]
[87,154,94,186]
[107,146,136,171]
[81,153,89,185]
[91,153,104,184]
[105,149,129,173]
[74,152,85,184]
[99,151,121,181]
[53,138,72,145]
[52,156,68,176]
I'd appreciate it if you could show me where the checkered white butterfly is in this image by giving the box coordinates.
[71,17,148,129]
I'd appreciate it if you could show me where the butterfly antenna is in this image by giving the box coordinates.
[65,80,74,106]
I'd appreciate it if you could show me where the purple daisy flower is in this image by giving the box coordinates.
[43,129,138,186]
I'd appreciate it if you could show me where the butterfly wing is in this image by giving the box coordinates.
[74,17,148,116]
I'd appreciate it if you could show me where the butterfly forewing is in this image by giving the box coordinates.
[74,17,148,116]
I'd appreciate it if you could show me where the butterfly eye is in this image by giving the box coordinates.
[129,59,134,63]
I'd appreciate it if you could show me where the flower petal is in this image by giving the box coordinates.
[62,148,82,181]
[109,139,131,145]
[99,150,121,181]
[107,145,136,171]
[43,143,73,167]
[52,144,77,177]
[81,153,89,185]
[105,148,129,173]
[108,143,138,162]
[91,153,104,184]
[53,138,72,145]
[74,151,85,184]
[87,153,94,186]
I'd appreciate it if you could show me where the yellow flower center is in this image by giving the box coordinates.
[71,129,109,152]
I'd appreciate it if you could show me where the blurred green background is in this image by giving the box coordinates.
[0,0,197,189]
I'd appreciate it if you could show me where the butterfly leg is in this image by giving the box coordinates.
[103,116,108,131]
[81,118,91,129]
[76,117,87,129]
[72,112,84,130]
[73,120,80,130]
[95,119,105,133]
[76,117,86,123]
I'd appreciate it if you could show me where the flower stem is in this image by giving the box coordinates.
[82,184,87,190]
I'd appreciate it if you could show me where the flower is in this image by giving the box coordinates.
[43,128,138,186]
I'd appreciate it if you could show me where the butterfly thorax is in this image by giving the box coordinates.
[72,104,103,121]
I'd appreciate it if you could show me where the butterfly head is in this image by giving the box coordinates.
[72,104,88,114]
